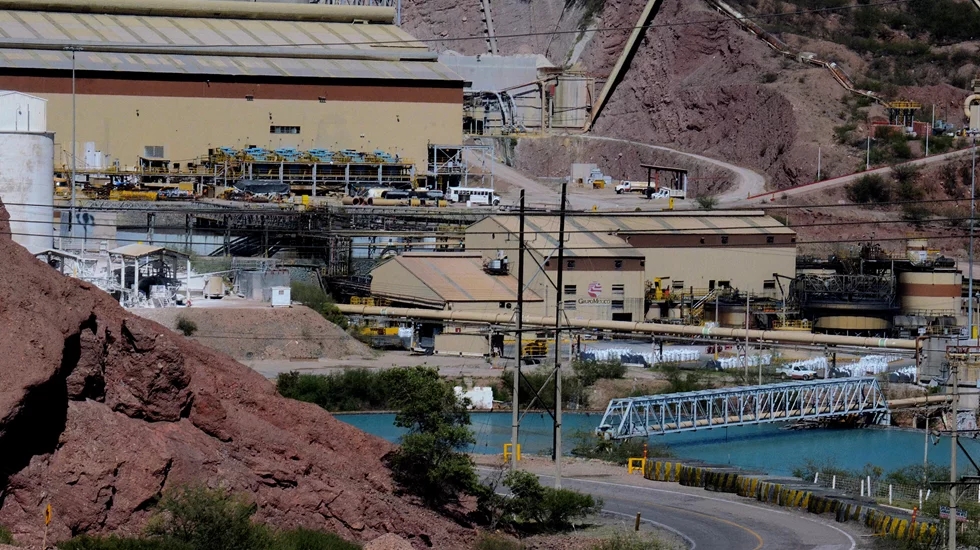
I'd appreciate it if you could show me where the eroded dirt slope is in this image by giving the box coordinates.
[0,201,470,549]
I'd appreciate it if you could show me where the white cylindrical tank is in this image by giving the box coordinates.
[0,132,54,253]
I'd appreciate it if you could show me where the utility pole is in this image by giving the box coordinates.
[744,291,750,382]
[949,361,959,550]
[866,135,872,171]
[553,183,568,489]
[970,139,976,341]
[69,47,77,236]
[927,104,935,157]
[511,191,525,471]
[817,147,821,181]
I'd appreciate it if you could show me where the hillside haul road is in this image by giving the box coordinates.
[737,147,975,204]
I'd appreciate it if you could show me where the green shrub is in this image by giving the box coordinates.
[590,533,671,550]
[58,536,192,550]
[0,526,12,545]
[846,174,891,204]
[572,359,627,387]
[290,282,348,330]
[278,367,462,412]
[473,533,522,550]
[503,471,601,531]
[146,487,268,550]
[833,124,856,144]
[175,316,198,337]
[695,196,718,210]
[659,365,710,393]
[570,431,671,465]
[270,528,361,550]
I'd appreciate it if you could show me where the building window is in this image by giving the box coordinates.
[564,284,577,296]
[614,260,623,270]
[612,300,625,311]
[719,280,730,288]
[563,300,577,311]
[567,260,576,270]
[766,236,775,244]
[763,280,776,290]
[721,236,729,244]
[672,280,684,290]
[271,125,301,134]
[612,284,625,296]
[143,145,164,158]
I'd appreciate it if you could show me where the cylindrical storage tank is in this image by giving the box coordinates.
[0,131,54,253]
[899,271,962,315]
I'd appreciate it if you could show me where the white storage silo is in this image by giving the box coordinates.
[0,91,54,253]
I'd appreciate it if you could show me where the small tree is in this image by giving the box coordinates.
[385,366,479,508]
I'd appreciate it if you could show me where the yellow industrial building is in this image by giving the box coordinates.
[465,211,797,321]
[0,0,463,173]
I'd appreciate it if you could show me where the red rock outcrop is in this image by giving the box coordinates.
[0,200,470,548]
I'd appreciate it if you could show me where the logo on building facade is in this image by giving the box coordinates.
[588,281,602,298]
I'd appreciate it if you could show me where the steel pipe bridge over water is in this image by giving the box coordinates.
[596,377,888,439]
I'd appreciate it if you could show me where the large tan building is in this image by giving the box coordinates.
[0,0,463,172]
[466,211,796,321]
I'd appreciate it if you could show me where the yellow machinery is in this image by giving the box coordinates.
[523,339,549,357]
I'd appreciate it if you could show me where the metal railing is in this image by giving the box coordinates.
[597,377,888,439]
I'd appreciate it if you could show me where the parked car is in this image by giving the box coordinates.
[778,364,817,380]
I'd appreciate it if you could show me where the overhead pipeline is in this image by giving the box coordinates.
[337,304,920,351]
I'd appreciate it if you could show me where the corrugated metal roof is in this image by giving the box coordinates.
[392,254,542,303]
[108,244,190,258]
[0,9,461,81]
[486,216,645,258]
[0,10,425,50]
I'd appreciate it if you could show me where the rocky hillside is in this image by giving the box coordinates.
[0,201,470,548]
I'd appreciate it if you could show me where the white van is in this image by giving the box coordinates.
[447,186,501,206]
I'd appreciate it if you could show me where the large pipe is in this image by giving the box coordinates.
[888,395,951,409]
[0,0,396,23]
[337,305,921,351]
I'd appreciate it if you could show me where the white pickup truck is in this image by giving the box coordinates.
[778,364,818,381]
[614,181,670,198]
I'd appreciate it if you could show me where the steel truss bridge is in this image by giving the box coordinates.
[597,377,888,439]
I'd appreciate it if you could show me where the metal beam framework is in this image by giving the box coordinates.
[597,377,888,439]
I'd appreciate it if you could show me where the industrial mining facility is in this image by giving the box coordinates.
[7,0,980,546]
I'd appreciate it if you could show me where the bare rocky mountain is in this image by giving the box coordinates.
[0,200,470,548]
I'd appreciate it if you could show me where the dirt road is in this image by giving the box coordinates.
[739,147,975,204]
[467,135,768,210]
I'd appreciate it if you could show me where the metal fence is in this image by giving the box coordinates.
[806,471,956,511]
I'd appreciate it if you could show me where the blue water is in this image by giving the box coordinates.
[337,412,980,477]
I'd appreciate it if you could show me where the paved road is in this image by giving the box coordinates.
[482,467,861,550]
[739,148,975,204]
